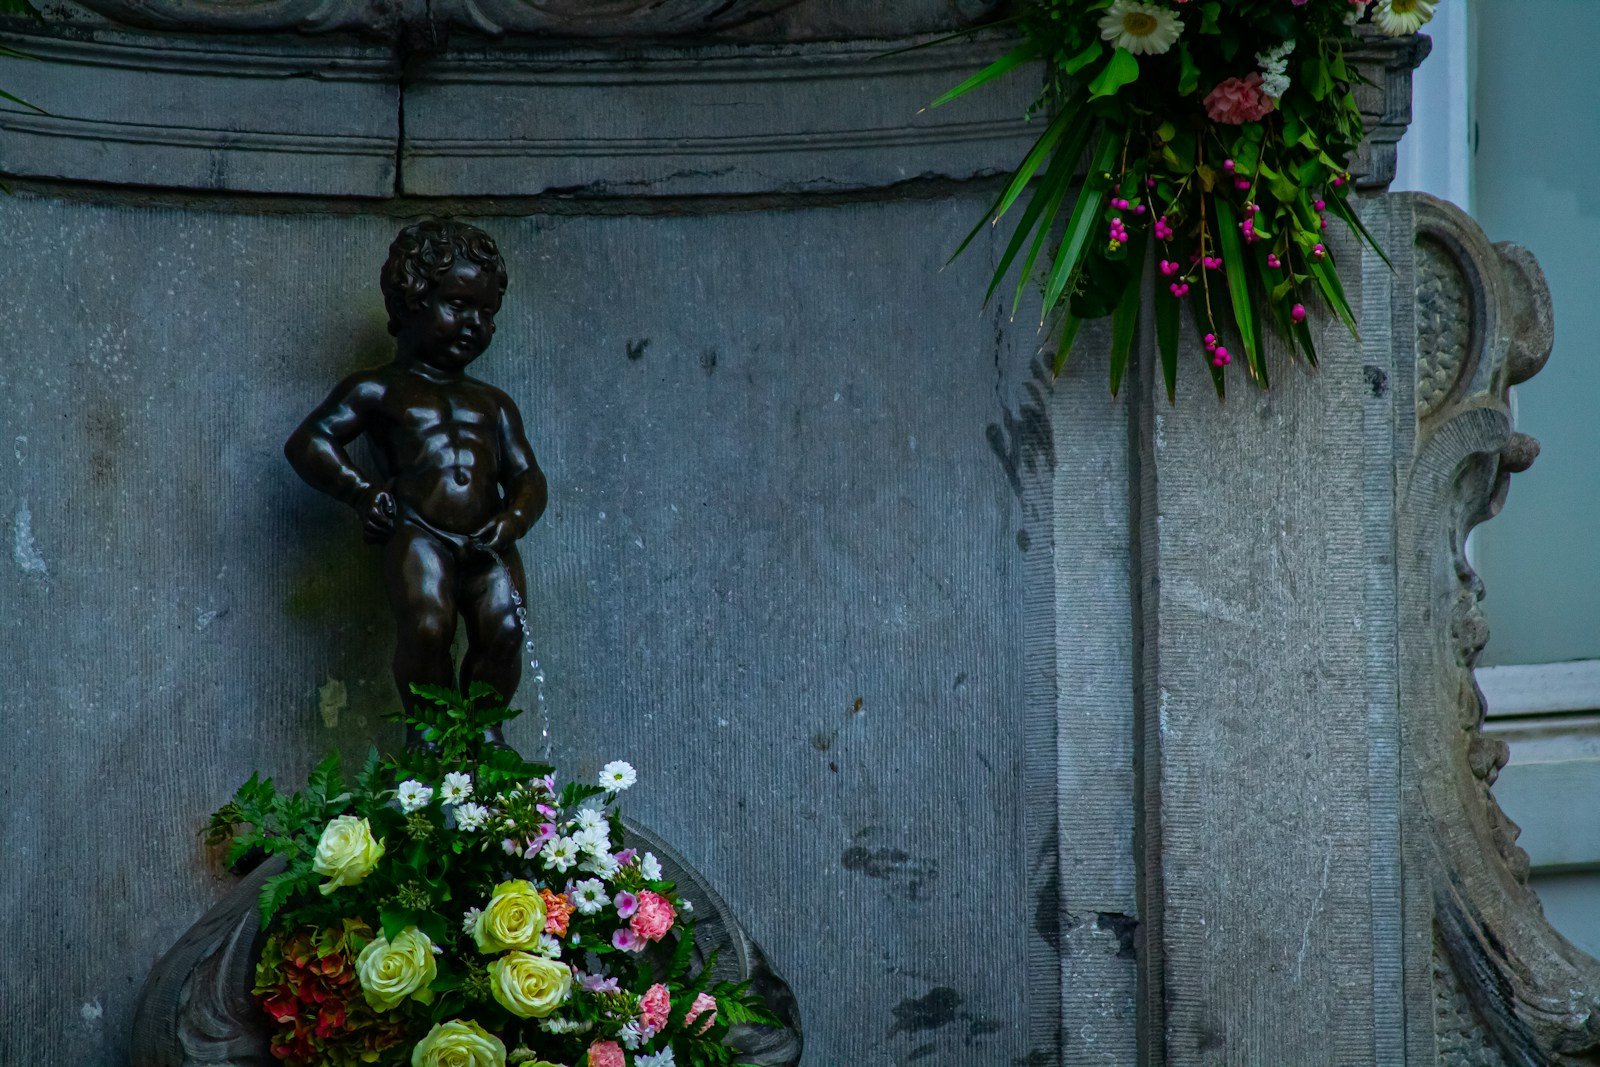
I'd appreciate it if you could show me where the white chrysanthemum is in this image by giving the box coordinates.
[572,824,611,855]
[572,806,605,831]
[636,1050,676,1067]
[1097,1,1184,56]
[570,879,610,915]
[640,852,663,882]
[598,760,637,793]
[1371,0,1435,36]
[534,933,562,958]
[541,835,580,872]
[439,771,473,805]
[396,779,434,813]
[581,850,621,880]
[453,801,490,832]
[461,906,483,934]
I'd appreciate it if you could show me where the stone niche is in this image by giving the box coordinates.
[1,5,1596,1067]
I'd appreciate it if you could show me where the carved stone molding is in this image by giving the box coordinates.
[1395,193,1600,1065]
[0,22,1035,198]
[64,0,808,39]
[130,821,802,1067]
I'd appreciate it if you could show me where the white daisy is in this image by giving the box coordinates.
[636,1051,676,1067]
[541,835,580,872]
[534,933,562,958]
[439,771,473,805]
[598,760,637,793]
[572,806,605,831]
[581,850,621,880]
[462,907,483,934]
[570,879,610,915]
[396,779,433,813]
[1098,1,1184,57]
[572,825,611,855]
[640,852,663,882]
[1371,0,1435,36]
[454,801,490,832]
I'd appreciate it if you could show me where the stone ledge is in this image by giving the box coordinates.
[0,23,1037,199]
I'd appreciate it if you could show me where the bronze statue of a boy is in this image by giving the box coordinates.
[286,220,546,715]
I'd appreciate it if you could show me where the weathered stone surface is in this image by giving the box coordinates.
[0,190,1052,1065]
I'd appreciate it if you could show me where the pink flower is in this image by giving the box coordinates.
[685,992,719,1035]
[614,848,638,866]
[1204,73,1276,124]
[589,1040,626,1067]
[1291,303,1308,323]
[630,890,678,942]
[614,891,639,919]
[640,983,671,1030]
[580,971,620,994]
[612,927,644,952]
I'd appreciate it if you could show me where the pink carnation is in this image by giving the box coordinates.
[685,991,718,1035]
[640,982,671,1030]
[588,1040,625,1067]
[1204,73,1276,125]
[629,890,677,942]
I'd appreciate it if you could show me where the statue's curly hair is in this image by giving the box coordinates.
[380,219,508,336]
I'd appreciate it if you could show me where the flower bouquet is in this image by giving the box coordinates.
[205,685,779,1067]
[940,0,1438,396]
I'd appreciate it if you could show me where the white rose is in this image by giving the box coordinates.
[312,815,384,894]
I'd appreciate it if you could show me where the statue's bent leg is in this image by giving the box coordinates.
[385,523,459,714]
[459,546,526,708]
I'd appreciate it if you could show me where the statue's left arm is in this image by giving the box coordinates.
[473,392,547,554]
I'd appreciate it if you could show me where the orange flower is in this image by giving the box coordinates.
[541,889,574,937]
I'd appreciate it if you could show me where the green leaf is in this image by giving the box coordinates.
[1040,125,1121,316]
[1051,313,1084,376]
[1326,194,1394,272]
[1088,47,1140,99]
[1063,41,1105,76]
[1176,42,1200,96]
[258,867,306,929]
[929,41,1040,109]
[1108,235,1147,396]
[1214,197,1265,386]
[1154,274,1181,403]
[1003,114,1092,313]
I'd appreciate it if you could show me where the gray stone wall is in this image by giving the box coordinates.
[0,190,1058,1064]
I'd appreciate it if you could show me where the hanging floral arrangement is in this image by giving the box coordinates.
[939,0,1438,397]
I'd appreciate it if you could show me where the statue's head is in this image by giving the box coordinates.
[381,219,509,371]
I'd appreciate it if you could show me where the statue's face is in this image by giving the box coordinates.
[404,259,503,372]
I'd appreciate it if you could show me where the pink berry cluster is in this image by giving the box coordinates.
[1106,195,1146,252]
[1202,333,1231,369]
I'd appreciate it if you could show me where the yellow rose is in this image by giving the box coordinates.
[411,1019,506,1067]
[486,951,572,1019]
[471,880,547,953]
[355,926,438,1012]
[312,815,384,894]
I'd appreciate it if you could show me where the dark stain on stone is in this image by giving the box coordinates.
[810,731,832,752]
[842,844,937,900]
[86,404,125,485]
[1196,1023,1226,1053]
[1016,527,1031,552]
[1364,364,1389,398]
[968,1017,1003,1038]
[1034,871,1062,952]
[828,761,838,773]
[986,358,1057,499]
[889,987,963,1036]
[625,338,650,361]
[907,1043,937,1060]
[953,672,967,691]
[1096,911,1138,959]
[700,347,718,374]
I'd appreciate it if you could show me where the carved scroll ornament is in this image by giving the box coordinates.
[1396,193,1600,1065]
[67,0,807,37]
